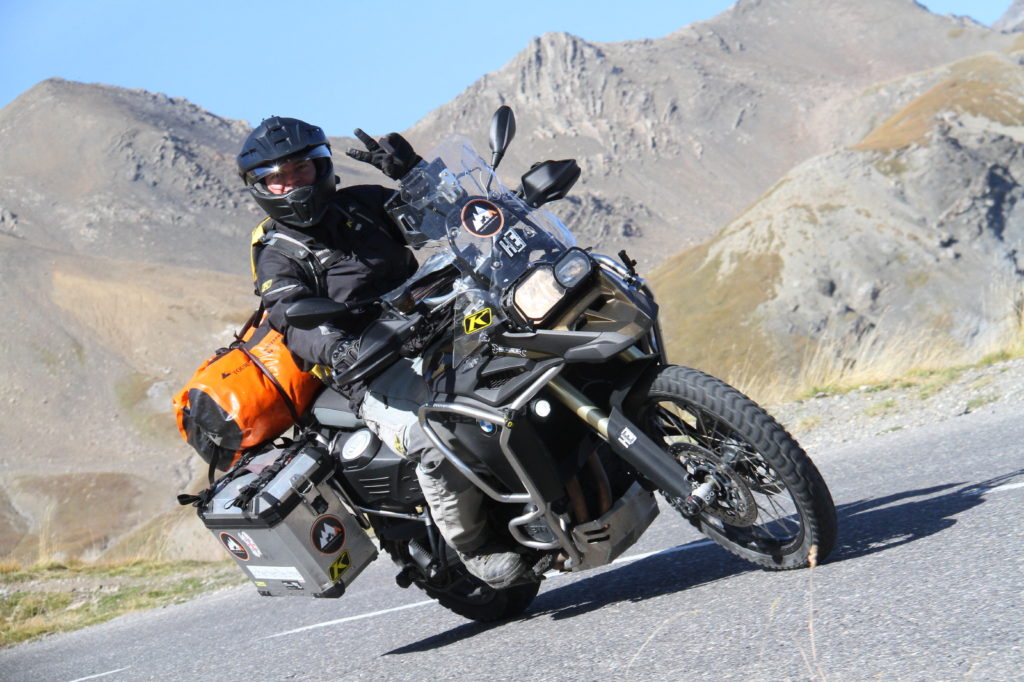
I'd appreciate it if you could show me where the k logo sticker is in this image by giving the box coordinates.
[463,308,493,334]
[460,198,504,237]
[328,550,351,582]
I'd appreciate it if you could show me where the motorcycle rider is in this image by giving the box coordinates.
[236,116,529,588]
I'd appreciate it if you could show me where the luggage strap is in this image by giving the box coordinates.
[175,442,283,508]
[227,439,306,511]
[229,299,304,426]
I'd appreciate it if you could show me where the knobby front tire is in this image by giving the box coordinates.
[633,365,837,569]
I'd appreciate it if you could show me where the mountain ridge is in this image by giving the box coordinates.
[407,0,1015,266]
[1,0,1022,561]
[651,48,1024,395]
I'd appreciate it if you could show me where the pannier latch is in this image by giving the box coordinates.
[289,473,329,515]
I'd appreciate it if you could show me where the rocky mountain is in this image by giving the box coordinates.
[994,0,1024,32]
[407,0,1014,268]
[651,50,1024,398]
[0,79,381,274]
[1,0,1021,561]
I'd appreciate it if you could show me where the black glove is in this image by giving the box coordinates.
[330,337,360,378]
[399,333,426,359]
[346,129,422,180]
[328,337,366,401]
[397,314,437,358]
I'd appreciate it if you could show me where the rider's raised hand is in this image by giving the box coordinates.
[346,129,422,180]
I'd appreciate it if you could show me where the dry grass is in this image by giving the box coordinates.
[699,310,1024,407]
[855,54,1024,151]
[798,545,824,680]
[650,243,784,388]
[737,268,1024,404]
[0,558,242,648]
[965,393,1000,412]
[796,327,967,398]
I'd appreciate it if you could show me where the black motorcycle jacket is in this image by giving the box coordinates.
[253,184,418,369]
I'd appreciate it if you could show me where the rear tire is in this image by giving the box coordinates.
[382,539,539,622]
[633,365,837,569]
[422,570,540,622]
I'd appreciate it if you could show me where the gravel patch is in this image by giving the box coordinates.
[766,357,1024,451]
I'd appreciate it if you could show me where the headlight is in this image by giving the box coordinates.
[512,250,592,323]
[554,250,591,288]
[513,266,562,321]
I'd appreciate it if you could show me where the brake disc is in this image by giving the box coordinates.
[669,443,758,526]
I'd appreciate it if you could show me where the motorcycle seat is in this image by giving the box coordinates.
[311,388,365,429]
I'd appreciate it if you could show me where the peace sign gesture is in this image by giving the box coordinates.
[346,129,422,180]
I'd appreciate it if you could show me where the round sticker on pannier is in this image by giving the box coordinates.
[219,532,249,561]
[311,515,346,554]
[461,198,504,237]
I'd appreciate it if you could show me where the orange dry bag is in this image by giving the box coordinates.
[172,308,323,471]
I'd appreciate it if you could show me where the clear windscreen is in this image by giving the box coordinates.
[399,135,575,295]
[398,135,577,364]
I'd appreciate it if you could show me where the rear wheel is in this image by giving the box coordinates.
[421,566,540,622]
[382,539,539,622]
[633,365,836,569]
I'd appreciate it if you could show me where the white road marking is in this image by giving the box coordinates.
[67,667,131,682]
[264,539,716,640]
[263,600,434,639]
[963,481,1024,496]
[989,481,1024,493]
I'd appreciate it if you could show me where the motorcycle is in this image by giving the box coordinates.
[197,107,837,622]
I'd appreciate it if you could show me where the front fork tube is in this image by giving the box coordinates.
[545,374,695,503]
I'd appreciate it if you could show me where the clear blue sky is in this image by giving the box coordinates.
[0,0,1014,137]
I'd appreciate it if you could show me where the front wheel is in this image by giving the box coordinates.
[632,365,837,569]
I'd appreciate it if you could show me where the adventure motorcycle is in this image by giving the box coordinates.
[197,107,837,622]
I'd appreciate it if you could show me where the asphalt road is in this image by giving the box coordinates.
[2,402,1022,681]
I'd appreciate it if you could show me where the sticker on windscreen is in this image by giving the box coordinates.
[461,198,504,237]
[463,308,494,334]
[497,228,527,257]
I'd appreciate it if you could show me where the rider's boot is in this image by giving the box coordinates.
[456,543,529,589]
[411,427,530,588]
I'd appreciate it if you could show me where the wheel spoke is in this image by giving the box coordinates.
[648,400,803,549]
[634,366,835,569]
[750,495,800,539]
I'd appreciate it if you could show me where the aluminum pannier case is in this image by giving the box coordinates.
[199,442,377,597]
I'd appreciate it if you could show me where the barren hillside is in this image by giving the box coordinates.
[652,50,1024,396]
[1,0,1021,561]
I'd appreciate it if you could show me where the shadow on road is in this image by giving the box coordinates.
[386,539,750,655]
[387,468,1022,654]
[830,468,1023,561]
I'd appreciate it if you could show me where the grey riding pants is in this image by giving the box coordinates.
[359,358,488,552]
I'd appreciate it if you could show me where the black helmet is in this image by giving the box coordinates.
[237,116,336,228]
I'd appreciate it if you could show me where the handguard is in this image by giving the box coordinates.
[332,318,411,387]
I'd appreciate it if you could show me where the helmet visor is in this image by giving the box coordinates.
[243,144,333,187]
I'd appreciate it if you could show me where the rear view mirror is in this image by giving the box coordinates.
[489,105,516,170]
[520,159,581,208]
